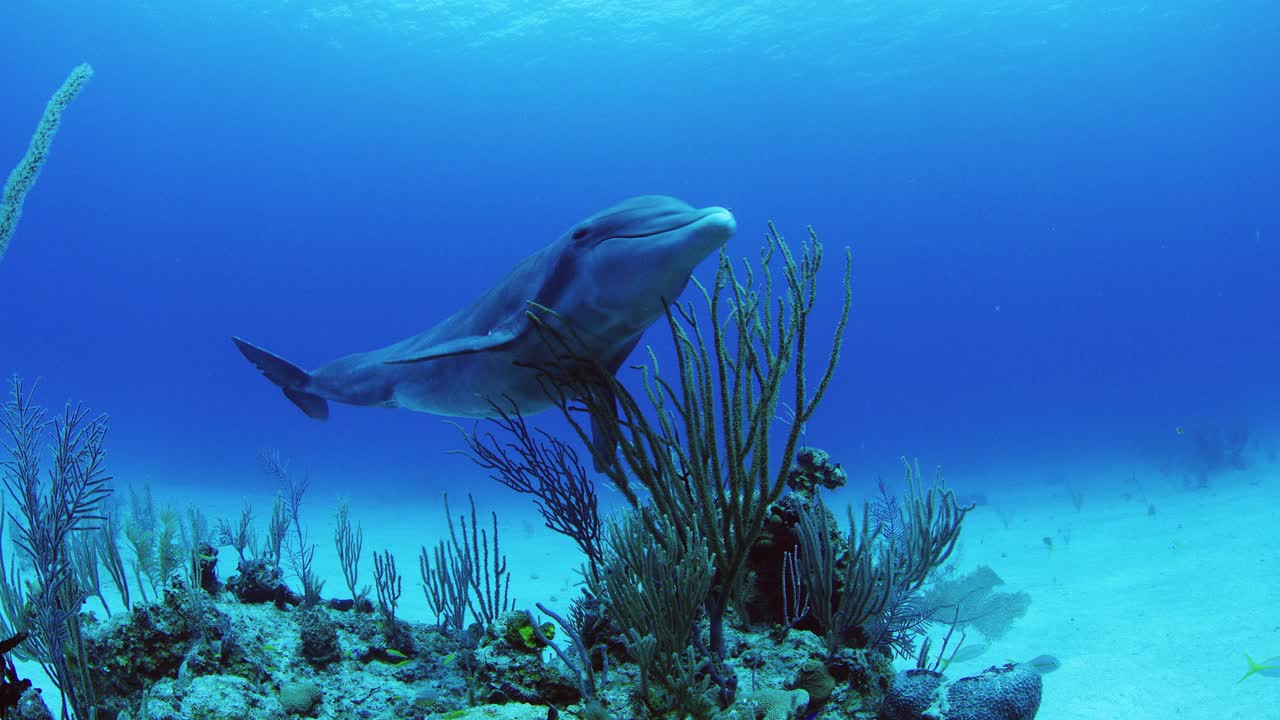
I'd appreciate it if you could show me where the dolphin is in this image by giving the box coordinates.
[232,195,736,456]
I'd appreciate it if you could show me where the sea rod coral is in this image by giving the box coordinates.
[0,63,94,268]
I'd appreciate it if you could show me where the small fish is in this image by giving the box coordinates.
[442,652,457,665]
[1021,654,1061,674]
[385,648,409,661]
[1238,654,1280,682]
[262,645,277,653]
[1176,426,1184,435]
[941,642,989,668]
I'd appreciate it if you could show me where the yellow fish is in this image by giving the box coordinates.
[1238,654,1280,682]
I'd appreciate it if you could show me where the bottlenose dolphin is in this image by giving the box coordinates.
[232,195,736,451]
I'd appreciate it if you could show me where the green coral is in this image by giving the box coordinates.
[500,610,555,651]
[517,621,553,649]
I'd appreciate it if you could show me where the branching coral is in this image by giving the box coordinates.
[460,399,603,581]
[0,377,109,719]
[528,224,851,704]
[260,449,324,604]
[333,498,368,606]
[419,493,514,631]
[794,498,894,655]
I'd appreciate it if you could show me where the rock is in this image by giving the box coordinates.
[474,618,580,707]
[195,542,220,593]
[828,646,895,707]
[496,610,555,653]
[84,578,208,711]
[226,559,287,605]
[14,687,51,720]
[180,676,285,720]
[297,609,341,668]
[443,703,561,720]
[786,447,847,498]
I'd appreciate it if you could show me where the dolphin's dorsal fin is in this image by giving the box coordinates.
[382,320,526,365]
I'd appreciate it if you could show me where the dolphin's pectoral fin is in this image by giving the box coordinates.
[605,336,644,375]
[587,335,644,472]
[590,395,616,472]
[383,321,527,365]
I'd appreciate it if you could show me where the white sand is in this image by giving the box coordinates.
[914,460,1280,719]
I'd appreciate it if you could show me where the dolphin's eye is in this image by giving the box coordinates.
[572,227,589,240]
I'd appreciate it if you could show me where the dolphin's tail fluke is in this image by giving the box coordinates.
[231,336,330,420]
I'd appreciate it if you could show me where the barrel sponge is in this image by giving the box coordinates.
[0,63,94,265]
[879,664,1042,720]
[943,663,1041,720]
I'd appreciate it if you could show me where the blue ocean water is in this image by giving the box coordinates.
[1,2,1277,520]
[4,2,1280,718]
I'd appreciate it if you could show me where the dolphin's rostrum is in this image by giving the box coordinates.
[232,195,736,454]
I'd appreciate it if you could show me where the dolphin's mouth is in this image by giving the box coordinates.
[607,218,701,241]
[606,206,736,241]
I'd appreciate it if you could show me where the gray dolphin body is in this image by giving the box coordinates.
[233,195,736,440]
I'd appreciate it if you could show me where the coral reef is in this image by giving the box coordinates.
[475,611,579,706]
[80,577,477,720]
[787,447,848,500]
[0,230,1044,719]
